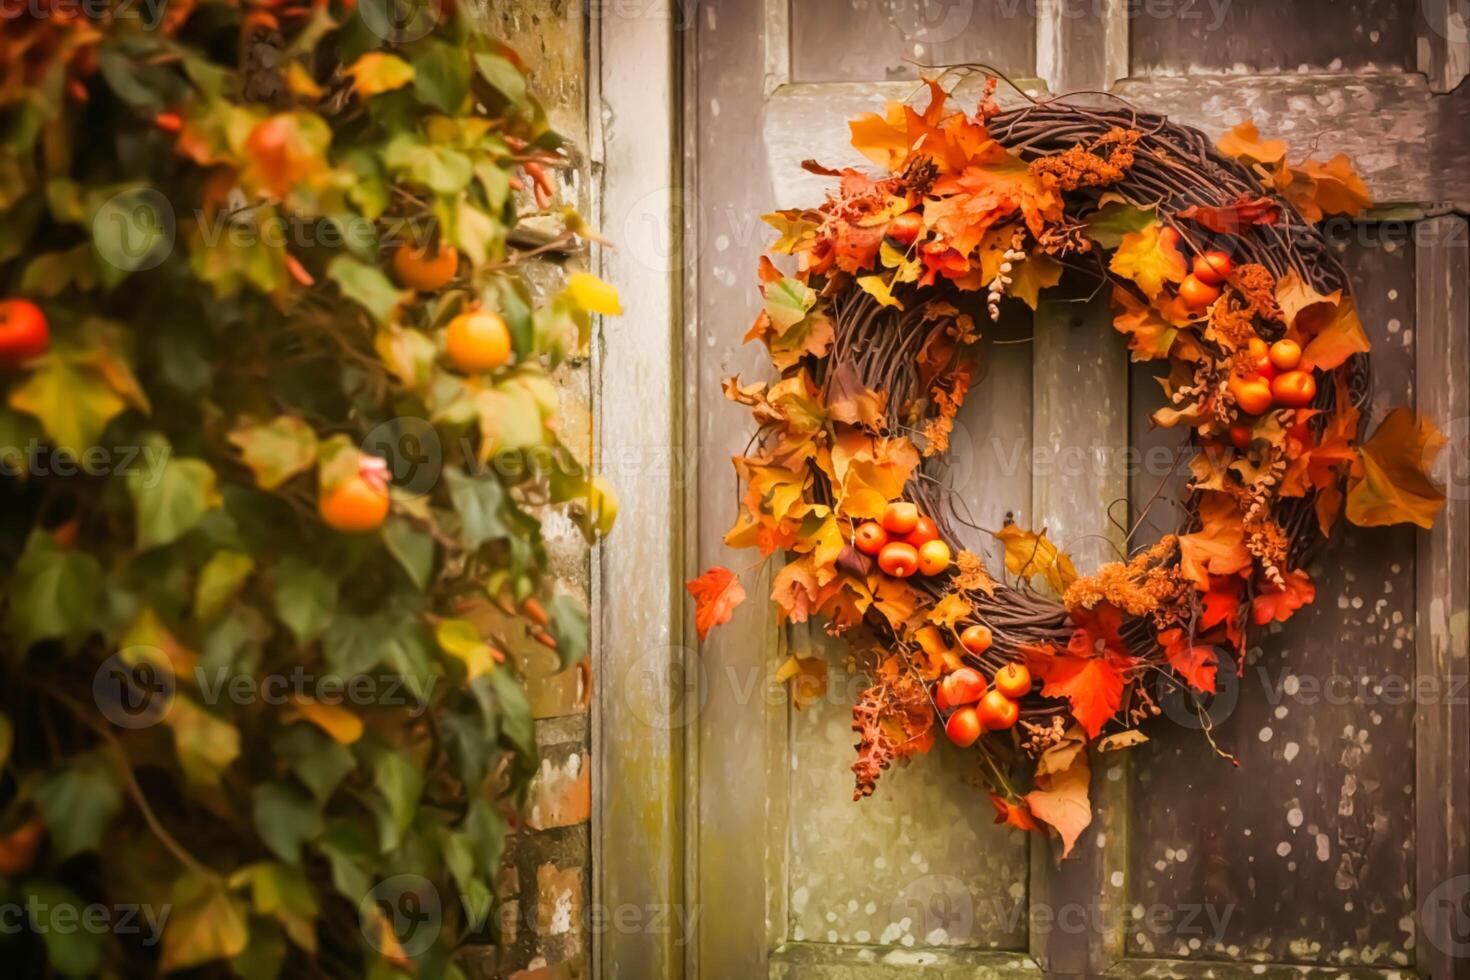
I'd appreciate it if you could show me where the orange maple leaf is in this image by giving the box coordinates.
[1177,493,1251,590]
[687,566,746,640]
[1346,408,1447,529]
[1251,570,1317,625]
[990,794,1041,832]
[1216,121,1286,166]
[1024,637,1131,740]
[1157,627,1218,694]
[1177,195,1279,234]
[1023,744,1092,858]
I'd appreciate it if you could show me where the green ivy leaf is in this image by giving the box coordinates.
[227,416,319,490]
[369,747,423,852]
[252,781,323,865]
[275,725,355,803]
[128,436,221,551]
[240,861,319,953]
[413,40,471,113]
[487,669,533,758]
[8,531,105,651]
[327,255,407,325]
[273,558,339,646]
[547,593,590,672]
[1084,200,1158,250]
[27,882,105,978]
[473,54,528,108]
[168,695,241,788]
[35,754,122,859]
[445,467,509,549]
[435,618,496,679]
[382,517,434,591]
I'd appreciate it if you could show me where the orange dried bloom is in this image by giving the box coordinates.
[1232,263,1281,322]
[1064,535,1182,617]
[1029,128,1139,191]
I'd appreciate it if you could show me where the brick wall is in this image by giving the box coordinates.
[460,3,595,978]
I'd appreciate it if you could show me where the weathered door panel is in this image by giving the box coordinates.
[688,3,1469,978]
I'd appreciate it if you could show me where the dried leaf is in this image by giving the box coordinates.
[775,654,829,710]
[1108,222,1187,299]
[1024,744,1091,859]
[1346,408,1446,529]
[687,566,747,640]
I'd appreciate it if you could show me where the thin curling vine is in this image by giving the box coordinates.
[689,74,1445,857]
[0,2,616,977]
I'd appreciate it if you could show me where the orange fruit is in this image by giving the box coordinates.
[877,541,919,578]
[976,689,1020,731]
[903,516,939,548]
[1178,273,1221,310]
[917,539,951,576]
[1228,375,1273,416]
[944,706,981,747]
[1270,369,1317,408]
[1268,339,1302,371]
[939,666,986,707]
[0,299,49,366]
[1192,250,1233,286]
[992,663,1031,699]
[393,241,459,291]
[881,501,919,535]
[959,624,992,655]
[887,211,924,245]
[320,472,390,533]
[446,311,513,373]
[854,521,888,555]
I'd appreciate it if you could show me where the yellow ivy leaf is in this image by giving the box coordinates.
[566,272,623,315]
[290,695,365,745]
[856,274,904,310]
[346,53,416,97]
[159,871,249,972]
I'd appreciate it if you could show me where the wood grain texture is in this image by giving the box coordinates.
[1413,215,1470,980]
[593,7,684,979]
[789,0,1037,84]
[1125,235,1420,970]
[1129,0,1415,76]
[1029,293,1132,979]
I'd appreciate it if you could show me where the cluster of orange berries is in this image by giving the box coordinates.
[937,647,1032,747]
[1227,335,1317,418]
[1175,242,1233,311]
[855,501,951,578]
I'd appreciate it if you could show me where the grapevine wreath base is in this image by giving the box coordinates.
[687,75,1446,855]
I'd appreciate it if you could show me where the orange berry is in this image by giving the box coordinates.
[854,521,888,556]
[959,624,992,655]
[881,501,919,535]
[1268,339,1302,371]
[1228,375,1273,416]
[903,516,939,548]
[393,241,459,291]
[976,689,1020,731]
[917,539,951,576]
[939,666,987,707]
[446,311,513,373]
[944,706,981,747]
[1192,250,1233,286]
[320,472,390,533]
[992,663,1031,699]
[0,299,49,366]
[877,541,919,578]
[887,211,924,245]
[1178,273,1221,310]
[1270,369,1317,408]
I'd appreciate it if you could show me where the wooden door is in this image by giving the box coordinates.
[686,2,1470,979]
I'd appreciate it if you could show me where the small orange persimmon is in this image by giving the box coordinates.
[939,666,986,707]
[446,310,513,373]
[881,501,919,535]
[1178,273,1220,310]
[320,468,390,533]
[945,706,981,747]
[992,663,1032,699]
[1268,339,1302,371]
[1271,369,1317,408]
[877,541,919,577]
[959,624,992,655]
[393,240,459,291]
[903,516,939,548]
[854,521,888,555]
[977,689,1020,731]
[1228,374,1273,416]
[917,539,951,576]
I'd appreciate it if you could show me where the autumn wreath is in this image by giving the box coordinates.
[688,77,1446,855]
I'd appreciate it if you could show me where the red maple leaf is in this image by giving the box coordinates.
[1025,629,1132,740]
[1157,628,1219,694]
[1178,194,1279,234]
[1252,570,1317,625]
[686,566,746,640]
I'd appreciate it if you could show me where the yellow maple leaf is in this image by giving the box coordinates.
[775,654,829,710]
[992,523,1077,595]
[1108,222,1187,299]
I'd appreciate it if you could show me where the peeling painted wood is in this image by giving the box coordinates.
[1416,0,1470,93]
[1413,215,1470,980]
[592,7,684,979]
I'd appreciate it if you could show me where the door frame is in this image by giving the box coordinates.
[593,3,1470,979]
